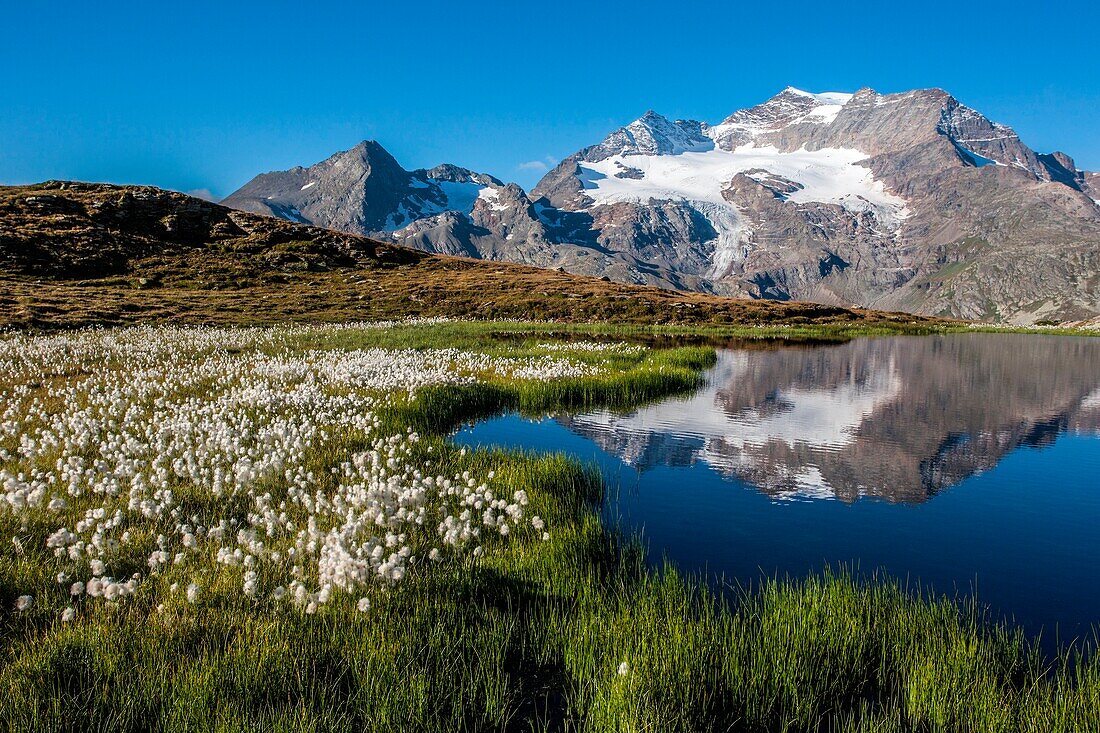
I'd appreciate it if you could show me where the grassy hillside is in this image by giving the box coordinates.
[0,182,948,331]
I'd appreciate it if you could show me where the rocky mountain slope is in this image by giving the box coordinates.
[222,88,1100,324]
[1,182,939,330]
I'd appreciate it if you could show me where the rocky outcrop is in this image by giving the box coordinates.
[0,180,419,279]
[223,141,413,231]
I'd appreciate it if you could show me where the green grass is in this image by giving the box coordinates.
[277,318,1099,350]
[1,324,1098,732]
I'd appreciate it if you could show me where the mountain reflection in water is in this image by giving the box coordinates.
[559,334,1100,503]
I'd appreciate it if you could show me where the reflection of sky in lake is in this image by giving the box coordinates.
[456,334,1100,645]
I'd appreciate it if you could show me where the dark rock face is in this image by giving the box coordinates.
[221,88,1100,324]
[222,141,411,231]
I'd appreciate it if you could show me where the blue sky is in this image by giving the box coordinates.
[3,0,1098,198]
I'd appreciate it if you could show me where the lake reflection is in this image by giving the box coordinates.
[559,334,1100,503]
[456,334,1100,641]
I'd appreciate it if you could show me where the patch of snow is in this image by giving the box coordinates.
[774,466,838,502]
[1080,386,1100,411]
[381,204,410,232]
[801,103,845,125]
[577,145,909,215]
[532,201,561,227]
[694,201,749,278]
[476,186,508,212]
[783,87,853,106]
[956,145,999,168]
[436,180,486,215]
[300,181,317,191]
[952,135,1018,143]
[575,350,901,450]
[577,144,910,274]
[381,180,490,231]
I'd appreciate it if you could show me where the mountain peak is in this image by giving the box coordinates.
[705,87,854,148]
[777,87,854,106]
[587,111,712,160]
[422,163,503,187]
[626,110,684,133]
[338,139,403,167]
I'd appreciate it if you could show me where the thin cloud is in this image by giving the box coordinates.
[185,188,218,202]
[518,155,559,173]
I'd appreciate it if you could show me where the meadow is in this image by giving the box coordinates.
[1,319,1097,732]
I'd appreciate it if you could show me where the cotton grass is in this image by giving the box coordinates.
[0,323,582,617]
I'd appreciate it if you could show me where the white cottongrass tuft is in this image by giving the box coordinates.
[617,661,630,676]
[15,595,33,611]
[536,340,643,355]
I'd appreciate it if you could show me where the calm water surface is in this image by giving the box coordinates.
[456,334,1100,643]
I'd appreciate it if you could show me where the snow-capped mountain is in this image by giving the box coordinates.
[532,87,1100,322]
[222,139,677,280]
[221,142,505,239]
[222,87,1100,324]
